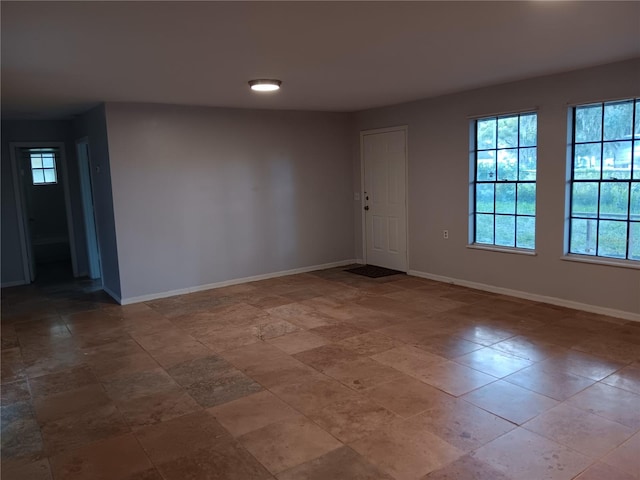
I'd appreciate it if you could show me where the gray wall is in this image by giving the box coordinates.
[104,103,354,301]
[354,58,640,314]
[1,120,88,285]
[73,105,122,299]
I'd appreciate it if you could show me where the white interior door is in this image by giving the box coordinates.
[363,128,407,271]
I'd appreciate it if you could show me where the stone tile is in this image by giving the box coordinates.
[414,361,497,397]
[33,384,112,423]
[49,433,153,480]
[601,432,640,479]
[87,351,160,378]
[165,354,233,386]
[1,348,27,384]
[422,454,513,480]
[602,362,640,395]
[135,411,230,464]
[567,382,640,429]
[1,417,44,461]
[504,364,596,401]
[365,375,453,418]
[336,332,403,356]
[252,319,301,340]
[523,403,635,457]
[310,324,368,342]
[473,428,591,480]
[537,350,626,381]
[267,330,329,354]
[325,358,404,390]
[454,347,534,378]
[209,390,299,437]
[491,335,565,362]
[372,345,446,376]
[411,397,515,452]
[40,404,130,455]
[308,395,398,443]
[462,379,558,425]
[452,324,518,347]
[1,379,31,404]
[199,327,261,352]
[415,334,484,360]
[270,377,361,415]
[293,344,361,372]
[185,369,263,408]
[156,441,272,480]
[267,303,335,329]
[221,341,289,370]
[244,354,322,388]
[102,368,178,401]
[350,417,463,480]
[277,445,394,480]
[29,365,98,398]
[239,416,342,474]
[575,462,636,480]
[146,341,213,369]
[116,387,201,429]
[0,458,52,480]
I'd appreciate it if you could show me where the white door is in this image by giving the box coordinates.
[363,129,407,271]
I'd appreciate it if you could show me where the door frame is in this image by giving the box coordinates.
[359,125,409,271]
[75,137,103,281]
[9,141,79,283]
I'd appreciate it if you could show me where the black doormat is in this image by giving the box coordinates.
[345,265,405,278]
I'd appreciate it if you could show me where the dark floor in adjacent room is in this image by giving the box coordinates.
[1,266,639,480]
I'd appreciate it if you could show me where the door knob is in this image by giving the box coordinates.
[364,206,370,211]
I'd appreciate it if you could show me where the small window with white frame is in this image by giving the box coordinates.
[29,149,58,185]
[470,111,538,250]
[568,98,639,261]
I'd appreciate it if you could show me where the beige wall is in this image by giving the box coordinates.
[354,59,640,315]
[104,103,354,302]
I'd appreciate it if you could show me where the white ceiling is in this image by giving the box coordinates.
[2,1,639,119]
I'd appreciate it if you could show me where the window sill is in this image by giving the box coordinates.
[466,244,537,256]
[561,254,640,270]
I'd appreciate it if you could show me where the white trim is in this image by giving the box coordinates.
[466,244,537,256]
[119,259,357,305]
[360,125,409,272]
[1,280,28,288]
[102,285,122,305]
[561,254,640,270]
[408,269,640,322]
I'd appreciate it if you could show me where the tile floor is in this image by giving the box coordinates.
[1,266,639,480]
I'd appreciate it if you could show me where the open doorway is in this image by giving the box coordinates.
[10,142,80,284]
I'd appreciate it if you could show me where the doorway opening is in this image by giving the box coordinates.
[9,141,101,287]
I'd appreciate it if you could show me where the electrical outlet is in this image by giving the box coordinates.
[443,230,449,239]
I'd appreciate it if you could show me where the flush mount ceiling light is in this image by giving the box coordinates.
[249,79,282,92]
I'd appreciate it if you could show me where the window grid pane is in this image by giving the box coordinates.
[29,151,58,185]
[473,112,537,249]
[569,98,639,261]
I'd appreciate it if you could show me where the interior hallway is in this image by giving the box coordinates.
[1,266,639,480]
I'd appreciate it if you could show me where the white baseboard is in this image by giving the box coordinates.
[102,285,122,305]
[1,280,28,288]
[408,269,640,322]
[119,259,357,305]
